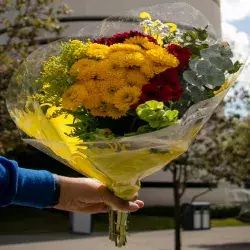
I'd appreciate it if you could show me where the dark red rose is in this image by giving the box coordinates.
[168,44,192,72]
[141,83,160,100]
[159,85,173,102]
[133,68,183,108]
[94,30,157,46]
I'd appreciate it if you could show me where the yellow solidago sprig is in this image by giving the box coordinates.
[60,40,88,67]
[37,39,88,106]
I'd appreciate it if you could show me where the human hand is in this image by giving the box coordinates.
[54,176,144,214]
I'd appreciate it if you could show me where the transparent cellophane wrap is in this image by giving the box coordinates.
[6,3,248,245]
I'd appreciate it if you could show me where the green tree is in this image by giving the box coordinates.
[165,106,250,250]
[0,0,70,155]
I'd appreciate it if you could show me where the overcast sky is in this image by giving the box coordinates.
[221,0,250,115]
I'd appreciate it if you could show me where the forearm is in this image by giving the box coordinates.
[0,156,57,208]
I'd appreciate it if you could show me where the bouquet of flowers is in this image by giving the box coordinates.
[7,3,248,247]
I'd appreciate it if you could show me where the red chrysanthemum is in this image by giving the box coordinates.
[94,30,158,46]
[167,44,192,72]
[133,68,183,108]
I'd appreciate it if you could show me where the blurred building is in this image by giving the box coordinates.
[61,0,221,37]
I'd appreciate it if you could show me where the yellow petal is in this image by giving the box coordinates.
[165,22,177,32]
[139,12,152,20]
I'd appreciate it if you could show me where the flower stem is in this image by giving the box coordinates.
[109,209,128,247]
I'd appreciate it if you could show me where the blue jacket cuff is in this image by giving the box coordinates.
[13,168,55,209]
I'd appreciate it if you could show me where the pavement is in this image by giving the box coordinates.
[1,227,250,250]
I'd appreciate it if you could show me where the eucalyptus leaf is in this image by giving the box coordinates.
[190,86,208,103]
[220,46,233,58]
[189,58,199,71]
[207,72,225,86]
[207,65,220,75]
[209,56,233,71]
[209,44,222,52]
[184,70,208,87]
[200,48,219,60]
[183,70,198,84]
[196,60,212,75]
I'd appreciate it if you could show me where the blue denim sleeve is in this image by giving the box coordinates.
[0,156,55,208]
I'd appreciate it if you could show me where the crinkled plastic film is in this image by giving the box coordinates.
[6,3,249,200]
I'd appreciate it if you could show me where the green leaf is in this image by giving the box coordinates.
[207,72,225,86]
[183,70,197,84]
[220,46,233,58]
[146,100,164,110]
[189,58,199,71]
[196,29,209,41]
[136,101,179,129]
[199,43,209,50]
[228,60,243,74]
[209,56,233,71]
[200,48,219,60]
[189,86,208,103]
[185,44,201,57]
[183,70,205,86]
[196,60,212,75]
[165,110,179,121]
[182,31,198,43]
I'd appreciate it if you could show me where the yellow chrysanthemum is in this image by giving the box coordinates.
[113,86,141,111]
[126,69,149,87]
[70,58,99,81]
[214,81,230,95]
[109,44,143,53]
[86,43,110,59]
[140,62,155,78]
[99,79,126,103]
[91,102,125,119]
[146,48,179,68]
[97,60,127,81]
[78,80,102,109]
[82,79,100,93]
[152,65,171,75]
[62,84,88,111]
[83,95,102,109]
[124,36,158,50]
[109,51,146,68]
[107,106,126,119]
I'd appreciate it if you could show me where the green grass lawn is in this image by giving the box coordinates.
[211,218,250,227]
[93,214,250,232]
[1,207,250,235]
